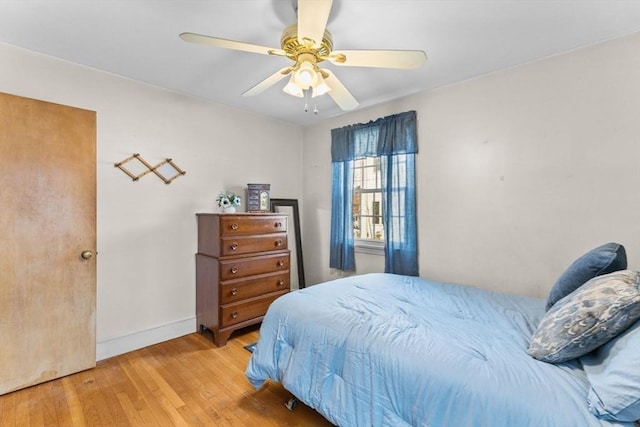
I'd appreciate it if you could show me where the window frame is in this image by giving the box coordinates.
[354,238,385,255]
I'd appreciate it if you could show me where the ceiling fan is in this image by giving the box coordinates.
[180,0,427,111]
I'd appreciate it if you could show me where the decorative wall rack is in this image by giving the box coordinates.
[114,153,186,184]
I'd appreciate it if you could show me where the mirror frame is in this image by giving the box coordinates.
[270,198,305,289]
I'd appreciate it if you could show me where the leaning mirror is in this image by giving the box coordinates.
[270,199,305,289]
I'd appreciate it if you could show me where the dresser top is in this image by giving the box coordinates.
[196,212,281,216]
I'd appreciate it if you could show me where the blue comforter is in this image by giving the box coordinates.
[246,273,632,427]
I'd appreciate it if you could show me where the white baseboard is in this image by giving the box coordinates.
[96,317,196,361]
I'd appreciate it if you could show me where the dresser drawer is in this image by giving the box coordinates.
[220,233,287,256]
[220,253,289,281]
[220,292,286,328]
[220,215,287,236]
[220,272,290,304]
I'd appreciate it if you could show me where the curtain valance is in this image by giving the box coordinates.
[330,110,417,162]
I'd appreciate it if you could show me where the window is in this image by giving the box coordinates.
[330,110,418,275]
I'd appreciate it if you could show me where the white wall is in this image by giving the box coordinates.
[0,43,303,359]
[2,31,638,358]
[302,33,640,298]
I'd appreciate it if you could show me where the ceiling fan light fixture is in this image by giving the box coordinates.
[312,73,331,98]
[283,75,304,97]
[294,61,317,88]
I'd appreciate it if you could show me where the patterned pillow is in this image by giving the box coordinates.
[528,270,640,363]
[546,243,627,311]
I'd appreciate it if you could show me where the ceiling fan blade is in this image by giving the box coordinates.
[297,0,333,47]
[328,49,427,69]
[180,32,285,56]
[242,67,292,97]
[324,71,359,111]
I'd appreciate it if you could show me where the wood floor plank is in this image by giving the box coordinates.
[91,360,137,426]
[67,369,114,426]
[34,380,69,426]
[25,387,43,426]
[61,377,86,426]
[145,341,219,426]
[118,353,178,427]
[0,391,16,427]
[102,357,159,425]
[114,391,146,426]
[0,328,333,426]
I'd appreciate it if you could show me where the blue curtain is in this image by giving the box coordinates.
[329,159,355,271]
[330,111,419,275]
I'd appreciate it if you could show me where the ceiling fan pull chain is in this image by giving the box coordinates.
[304,89,310,112]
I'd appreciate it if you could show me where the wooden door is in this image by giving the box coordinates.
[0,92,96,395]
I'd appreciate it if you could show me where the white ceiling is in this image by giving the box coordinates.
[1,1,638,126]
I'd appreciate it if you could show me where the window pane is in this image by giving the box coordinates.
[362,164,380,190]
[359,192,371,214]
[374,221,384,240]
[353,163,363,188]
[353,157,384,241]
[372,200,381,224]
[360,215,374,239]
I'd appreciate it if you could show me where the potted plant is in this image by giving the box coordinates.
[216,191,242,213]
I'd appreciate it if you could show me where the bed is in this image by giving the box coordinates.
[246,252,640,426]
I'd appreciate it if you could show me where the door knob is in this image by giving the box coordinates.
[81,250,93,260]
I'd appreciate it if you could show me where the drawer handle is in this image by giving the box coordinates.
[275,240,283,247]
[275,222,282,228]
[230,223,239,230]
[277,279,284,287]
[277,260,284,267]
[231,288,238,296]
[231,267,239,274]
[231,311,238,319]
[230,243,238,251]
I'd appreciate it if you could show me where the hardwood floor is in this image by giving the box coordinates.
[0,327,334,426]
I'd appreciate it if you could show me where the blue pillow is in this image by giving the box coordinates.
[546,243,627,310]
[580,319,640,422]
[528,270,640,363]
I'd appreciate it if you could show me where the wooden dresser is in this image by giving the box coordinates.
[196,213,290,346]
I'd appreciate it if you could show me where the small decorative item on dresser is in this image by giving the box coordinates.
[216,191,242,213]
[246,183,271,212]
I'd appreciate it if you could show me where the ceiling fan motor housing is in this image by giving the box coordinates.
[281,24,333,63]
